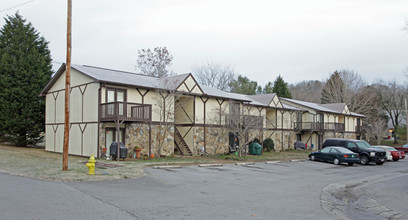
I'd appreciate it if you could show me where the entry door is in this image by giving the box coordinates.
[105,128,125,155]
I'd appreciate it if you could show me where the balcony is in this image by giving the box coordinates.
[355,125,363,133]
[324,123,345,131]
[294,122,345,132]
[100,102,152,122]
[225,115,263,129]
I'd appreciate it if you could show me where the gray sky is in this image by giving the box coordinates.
[1,0,407,85]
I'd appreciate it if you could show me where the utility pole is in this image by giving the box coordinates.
[405,98,408,144]
[63,0,72,171]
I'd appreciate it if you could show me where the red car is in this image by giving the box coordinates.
[373,146,405,161]
[391,150,405,161]
[394,144,408,154]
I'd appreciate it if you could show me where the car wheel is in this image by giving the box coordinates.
[393,159,399,162]
[376,161,384,165]
[348,162,354,166]
[360,156,369,165]
[310,155,315,161]
[333,158,340,165]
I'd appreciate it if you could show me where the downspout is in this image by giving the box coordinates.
[97,83,103,158]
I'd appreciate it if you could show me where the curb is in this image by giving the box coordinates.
[199,164,223,167]
[235,162,256,166]
[320,173,407,220]
[152,165,182,169]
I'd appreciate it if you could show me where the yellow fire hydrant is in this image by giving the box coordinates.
[86,154,96,175]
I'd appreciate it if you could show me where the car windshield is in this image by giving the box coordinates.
[356,141,371,148]
[389,147,398,151]
[335,147,354,154]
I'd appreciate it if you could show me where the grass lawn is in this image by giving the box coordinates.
[0,144,309,182]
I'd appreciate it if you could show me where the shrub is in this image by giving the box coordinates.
[263,138,274,152]
[252,138,261,144]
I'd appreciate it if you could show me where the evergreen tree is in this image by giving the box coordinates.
[272,75,292,98]
[0,12,52,146]
[262,81,274,94]
[229,75,259,95]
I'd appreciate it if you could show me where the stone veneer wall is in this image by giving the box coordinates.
[126,123,174,157]
[193,127,229,155]
[268,130,297,151]
[99,122,359,158]
[343,132,357,139]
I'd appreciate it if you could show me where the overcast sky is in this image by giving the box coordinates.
[1,0,407,85]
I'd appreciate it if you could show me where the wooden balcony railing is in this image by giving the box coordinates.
[100,102,152,122]
[225,115,263,129]
[294,122,345,132]
[355,126,363,133]
[324,123,345,131]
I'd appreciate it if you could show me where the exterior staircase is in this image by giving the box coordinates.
[174,128,192,156]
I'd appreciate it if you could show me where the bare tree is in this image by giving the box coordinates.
[150,88,185,158]
[289,80,323,103]
[136,47,174,77]
[192,62,236,91]
[321,71,345,104]
[367,117,388,145]
[321,70,377,114]
[375,80,407,129]
[222,102,263,156]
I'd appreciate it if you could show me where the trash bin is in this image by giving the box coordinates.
[249,142,262,155]
[109,142,128,160]
[294,141,306,150]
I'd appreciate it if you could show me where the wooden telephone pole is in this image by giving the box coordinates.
[63,0,72,171]
[405,98,408,144]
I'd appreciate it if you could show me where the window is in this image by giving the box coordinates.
[321,147,331,153]
[347,142,357,149]
[330,148,339,153]
[106,88,126,116]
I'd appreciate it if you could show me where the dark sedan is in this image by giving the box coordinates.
[309,146,360,166]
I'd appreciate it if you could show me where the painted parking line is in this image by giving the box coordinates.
[290,159,307,162]
[152,165,182,169]
[235,162,256,166]
[198,164,224,167]
[265,161,282,164]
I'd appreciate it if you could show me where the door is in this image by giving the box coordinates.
[320,147,331,161]
[105,128,125,155]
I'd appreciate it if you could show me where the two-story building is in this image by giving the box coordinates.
[41,64,364,158]
[280,98,364,150]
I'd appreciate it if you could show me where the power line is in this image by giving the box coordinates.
[0,0,36,13]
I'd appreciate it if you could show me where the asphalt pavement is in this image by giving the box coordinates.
[1,159,407,220]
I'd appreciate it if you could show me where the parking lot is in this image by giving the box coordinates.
[1,159,408,220]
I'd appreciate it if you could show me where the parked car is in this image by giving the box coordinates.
[322,138,386,165]
[372,146,405,161]
[309,146,360,166]
[394,144,408,154]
